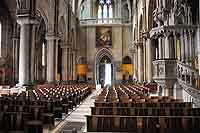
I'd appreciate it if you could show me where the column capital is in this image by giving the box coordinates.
[17,17,39,25]
[46,33,59,41]
[60,44,70,49]
[163,31,172,38]
[141,31,150,40]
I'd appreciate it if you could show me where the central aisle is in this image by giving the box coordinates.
[51,88,102,133]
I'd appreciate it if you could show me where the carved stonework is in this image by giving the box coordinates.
[153,59,177,79]
[181,82,200,107]
[16,0,37,17]
[114,61,122,72]
[153,7,169,25]
[153,59,177,96]
[173,0,186,24]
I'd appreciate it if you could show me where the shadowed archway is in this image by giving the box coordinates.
[95,48,114,86]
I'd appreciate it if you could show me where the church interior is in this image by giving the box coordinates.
[0,0,200,132]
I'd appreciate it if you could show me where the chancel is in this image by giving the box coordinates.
[0,0,200,132]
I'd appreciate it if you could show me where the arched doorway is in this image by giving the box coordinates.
[96,48,113,86]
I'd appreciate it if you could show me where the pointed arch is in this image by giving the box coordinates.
[138,14,143,41]
[36,8,48,32]
[147,0,156,30]
[96,48,113,64]
[58,16,66,41]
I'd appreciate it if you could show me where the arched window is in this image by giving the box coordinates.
[80,5,85,19]
[97,5,103,23]
[42,43,46,66]
[0,22,1,57]
[108,4,113,23]
[97,0,113,23]
[80,0,88,19]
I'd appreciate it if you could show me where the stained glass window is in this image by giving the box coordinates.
[106,0,111,5]
[103,4,108,19]
[99,0,104,5]
[97,0,113,23]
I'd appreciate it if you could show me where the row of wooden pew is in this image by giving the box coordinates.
[86,84,200,132]
[0,83,94,132]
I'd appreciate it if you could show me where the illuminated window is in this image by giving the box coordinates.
[97,0,113,23]
[80,1,88,19]
[103,4,108,22]
[42,43,45,66]
[80,5,85,19]
[108,5,113,23]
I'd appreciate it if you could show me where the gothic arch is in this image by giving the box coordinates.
[147,0,156,30]
[58,16,66,41]
[95,48,113,64]
[138,14,143,41]
[95,48,114,84]
[122,56,132,64]
[77,0,85,17]
[36,9,48,32]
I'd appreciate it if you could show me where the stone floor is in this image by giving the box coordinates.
[43,88,102,133]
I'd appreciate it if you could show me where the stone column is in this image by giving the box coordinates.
[169,35,175,58]
[67,48,70,80]
[68,48,71,80]
[12,37,19,83]
[146,39,153,82]
[164,82,174,97]
[156,0,159,8]
[180,31,186,62]
[133,52,137,80]
[164,34,170,58]
[71,50,73,80]
[72,50,76,80]
[55,39,59,81]
[138,45,143,82]
[158,37,163,59]
[18,23,29,85]
[61,45,68,81]
[188,32,192,64]
[198,28,200,75]
[199,0,200,75]
[17,18,38,86]
[46,35,57,83]
[143,41,146,82]
[184,31,189,64]
[30,25,37,83]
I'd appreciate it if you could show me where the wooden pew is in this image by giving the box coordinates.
[91,107,200,116]
[86,115,200,132]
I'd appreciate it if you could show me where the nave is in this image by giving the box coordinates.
[1,83,200,133]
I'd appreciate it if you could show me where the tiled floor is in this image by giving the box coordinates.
[45,88,102,133]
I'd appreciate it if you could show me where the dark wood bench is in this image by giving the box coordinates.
[86,115,200,132]
[91,107,200,116]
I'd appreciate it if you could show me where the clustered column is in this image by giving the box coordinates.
[146,38,153,82]
[158,37,163,59]
[46,35,57,83]
[17,18,38,86]
[68,48,72,80]
[137,44,143,82]
[180,31,186,62]
[72,50,76,80]
[61,45,68,81]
